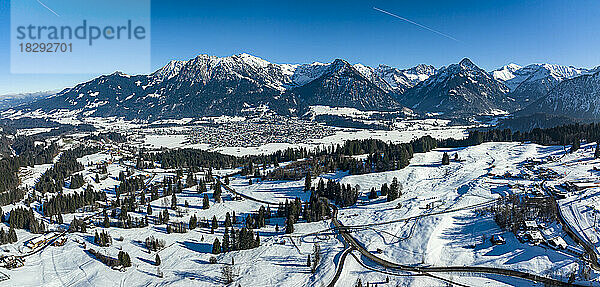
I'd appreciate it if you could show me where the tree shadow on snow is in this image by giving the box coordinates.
[180,240,213,254]
[137,268,161,278]
[152,225,168,234]
[410,163,443,168]
[82,234,96,245]
[131,239,147,250]
[136,256,155,266]
[171,270,221,284]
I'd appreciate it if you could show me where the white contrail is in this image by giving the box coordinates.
[373,7,460,43]
[36,0,60,17]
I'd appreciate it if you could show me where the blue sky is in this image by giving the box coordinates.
[1,0,600,94]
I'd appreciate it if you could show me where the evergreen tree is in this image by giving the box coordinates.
[285,218,294,234]
[381,183,389,197]
[189,214,198,229]
[118,251,132,267]
[596,143,600,159]
[69,174,85,189]
[304,172,312,191]
[147,203,152,215]
[155,254,161,266]
[214,181,222,203]
[225,212,232,228]
[387,177,401,202]
[203,194,210,209]
[145,236,165,251]
[223,227,230,252]
[103,213,110,228]
[442,152,450,165]
[571,137,581,153]
[212,215,218,231]
[9,227,17,243]
[171,193,177,210]
[94,230,112,247]
[197,179,207,194]
[162,209,169,223]
[368,187,378,199]
[212,238,221,254]
[311,243,320,273]
[186,172,196,187]
[222,264,235,284]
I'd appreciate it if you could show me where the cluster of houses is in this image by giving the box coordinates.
[520,220,574,252]
[492,219,585,255]
[186,116,337,148]
[0,256,24,269]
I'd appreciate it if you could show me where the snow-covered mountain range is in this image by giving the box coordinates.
[10,53,600,121]
[15,54,433,119]
[492,63,599,106]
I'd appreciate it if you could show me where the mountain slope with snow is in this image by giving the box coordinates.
[491,64,521,83]
[289,59,401,111]
[398,58,512,116]
[353,63,436,94]
[492,63,599,106]
[519,71,600,119]
[13,53,600,121]
[17,54,419,119]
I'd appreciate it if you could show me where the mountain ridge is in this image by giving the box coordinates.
[10,53,600,122]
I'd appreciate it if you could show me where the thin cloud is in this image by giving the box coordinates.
[373,7,461,43]
[36,0,61,17]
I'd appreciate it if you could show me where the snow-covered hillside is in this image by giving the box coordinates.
[492,63,600,107]
[3,136,598,286]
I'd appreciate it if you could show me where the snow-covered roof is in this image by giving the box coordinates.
[549,237,567,249]
[524,220,538,228]
[526,230,544,241]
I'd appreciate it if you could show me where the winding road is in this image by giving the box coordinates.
[330,204,584,287]
[219,176,582,286]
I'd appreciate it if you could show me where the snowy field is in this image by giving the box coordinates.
[3,127,600,286]
[4,148,345,287]
[331,142,588,286]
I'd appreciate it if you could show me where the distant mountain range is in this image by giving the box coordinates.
[0,91,57,110]
[493,63,600,107]
[519,71,600,119]
[9,53,600,123]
